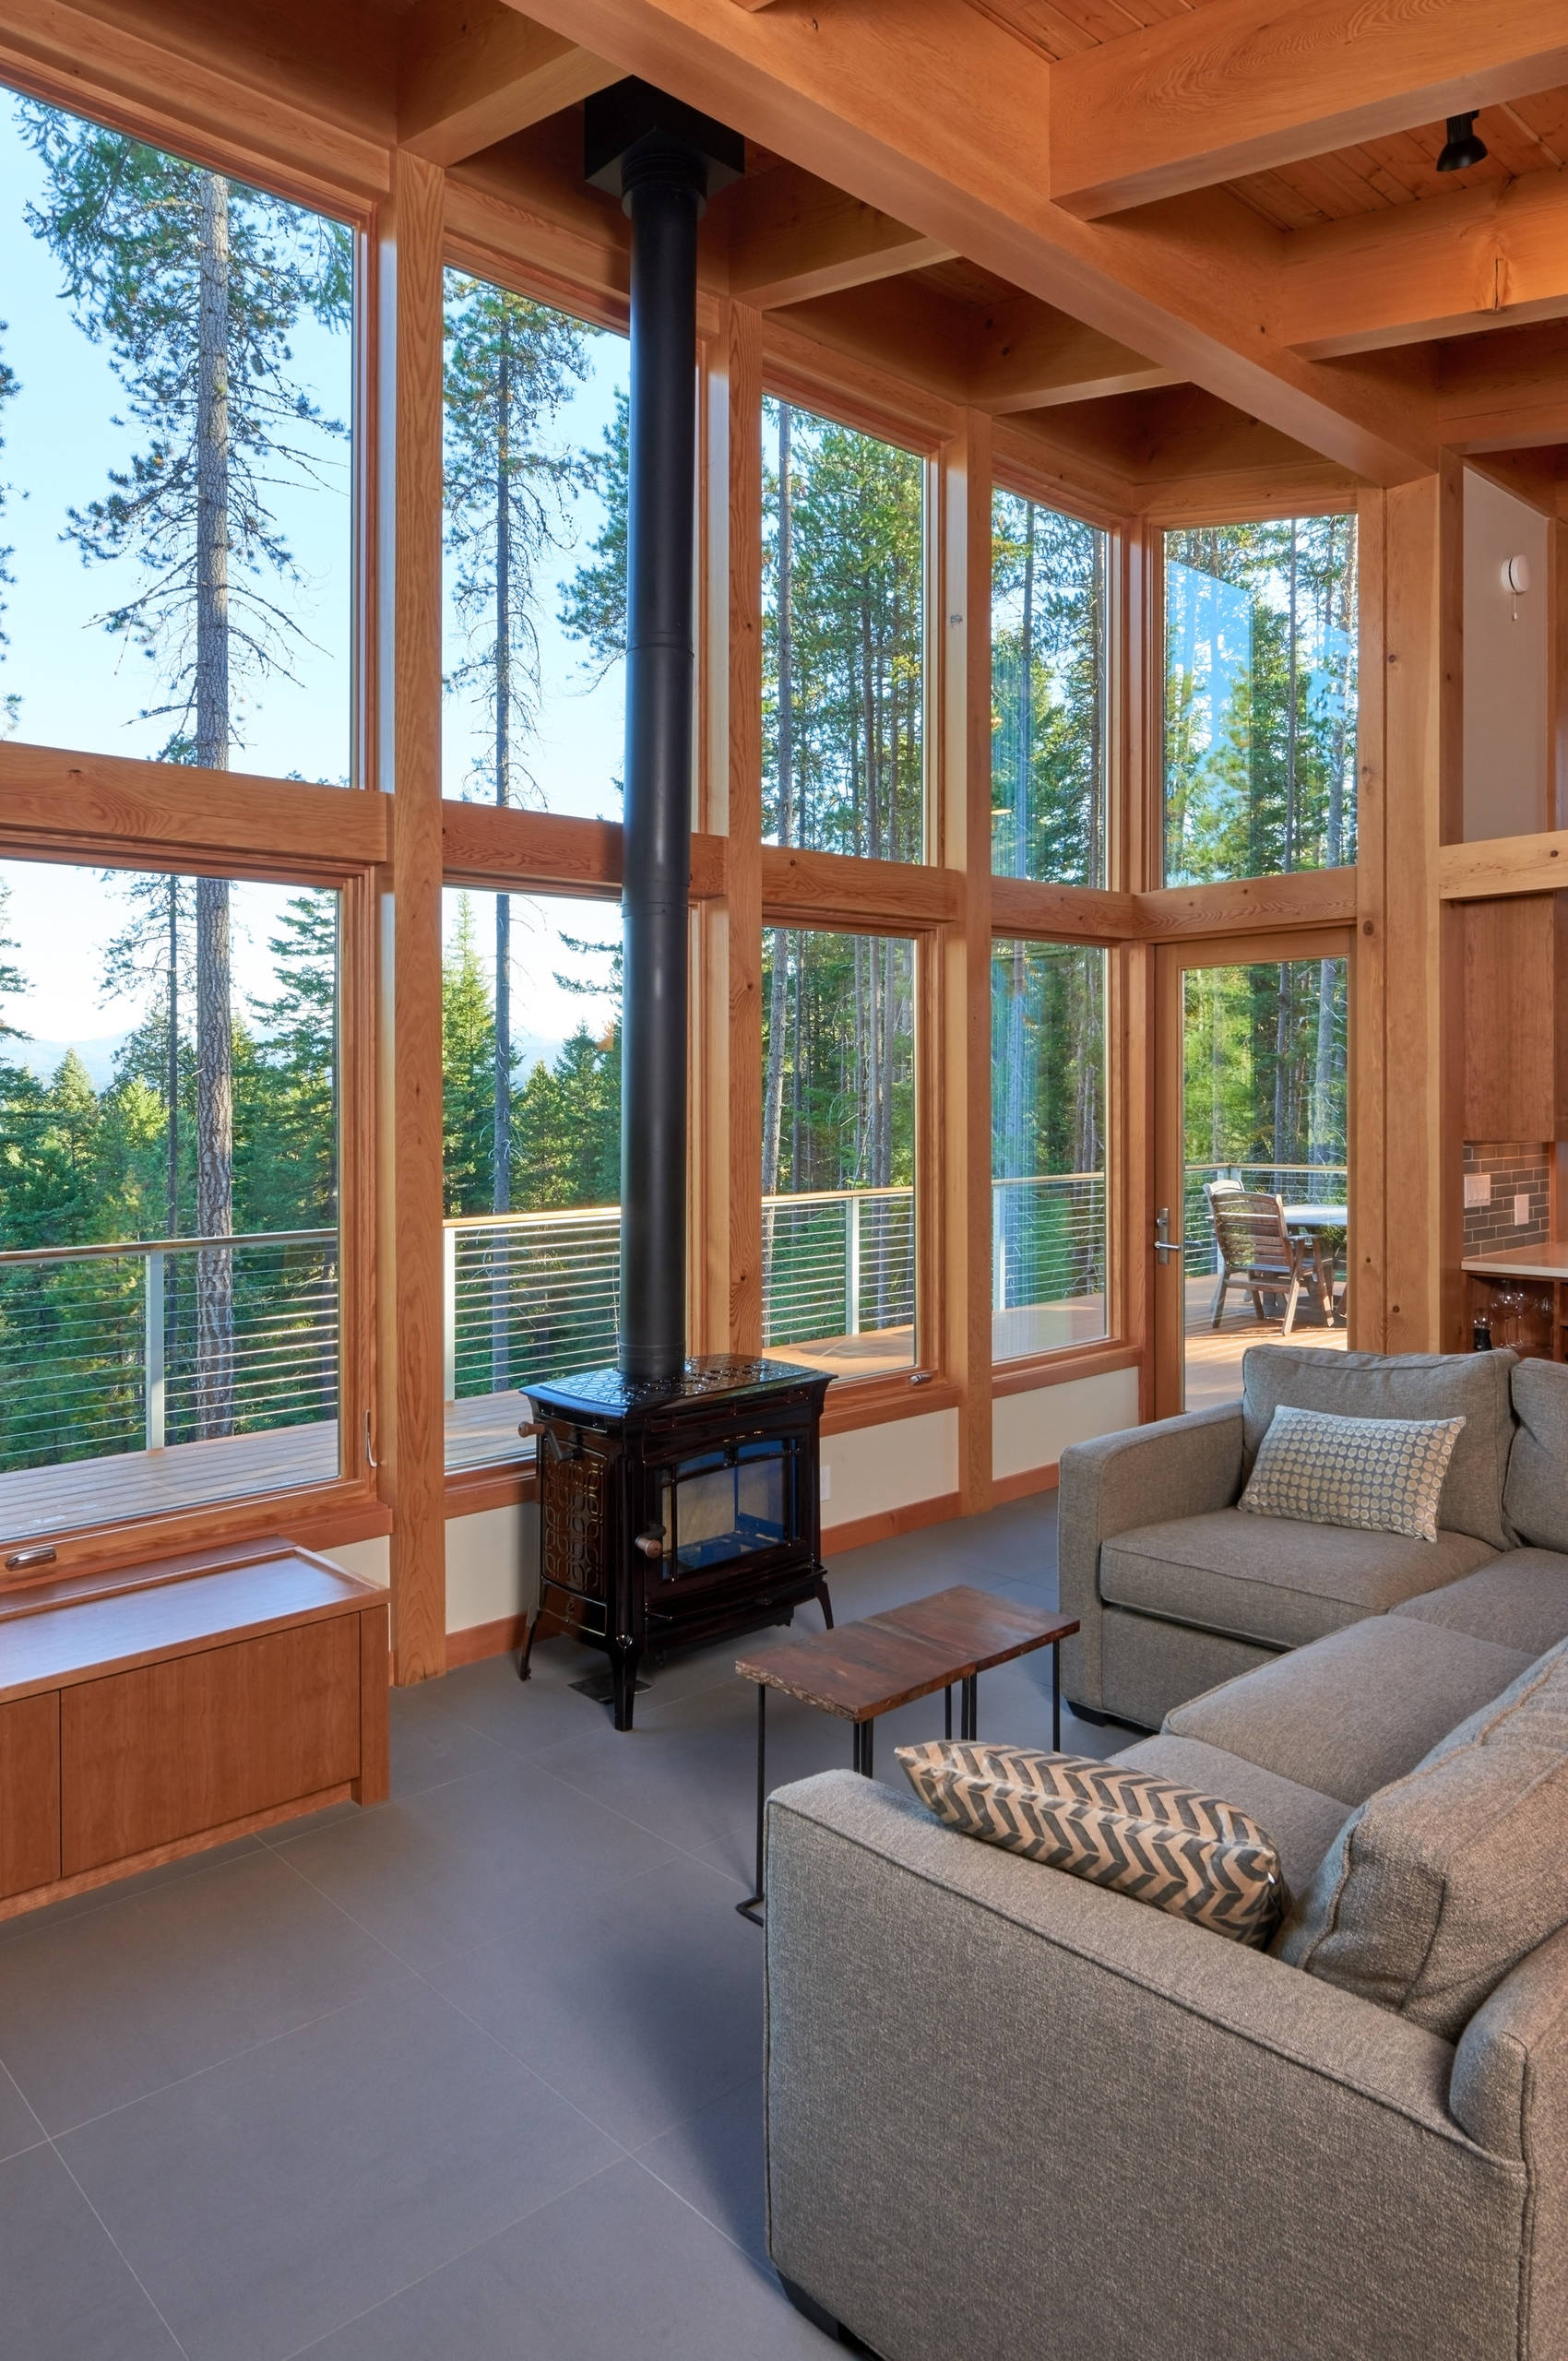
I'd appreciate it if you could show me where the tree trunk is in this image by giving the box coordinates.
[763,407,793,1197]
[194,171,233,1441]
[492,328,513,1391]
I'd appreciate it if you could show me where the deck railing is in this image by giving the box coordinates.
[1182,1163,1348,1277]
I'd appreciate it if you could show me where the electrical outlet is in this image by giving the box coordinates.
[1516,1193,1532,1226]
[1464,1172,1491,1208]
[819,1464,832,1501]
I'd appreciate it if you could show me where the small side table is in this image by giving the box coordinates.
[733,1584,1078,1924]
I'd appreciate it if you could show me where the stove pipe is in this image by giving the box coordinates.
[587,86,742,1383]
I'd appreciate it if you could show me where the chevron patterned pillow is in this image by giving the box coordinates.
[897,1740,1289,1947]
[1239,1404,1465,1542]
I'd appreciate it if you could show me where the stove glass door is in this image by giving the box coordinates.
[660,1440,792,1574]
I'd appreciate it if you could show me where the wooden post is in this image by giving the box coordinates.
[1353,462,1465,1355]
[726,301,766,1355]
[377,150,447,1680]
[940,411,993,1513]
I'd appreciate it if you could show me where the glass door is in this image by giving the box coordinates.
[1154,934,1353,1416]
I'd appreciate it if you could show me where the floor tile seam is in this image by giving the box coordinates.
[272,2151,637,2361]
[624,2147,761,2268]
[47,2133,196,2360]
[42,1981,416,2144]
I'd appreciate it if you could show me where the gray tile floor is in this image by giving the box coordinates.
[0,1493,1123,2361]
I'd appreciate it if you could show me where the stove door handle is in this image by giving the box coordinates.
[635,1528,667,1561]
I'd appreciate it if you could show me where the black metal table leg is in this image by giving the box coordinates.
[944,1684,952,1741]
[1052,1640,1061,1753]
[737,1683,766,1925]
[960,1673,978,1743]
[852,1717,874,1777]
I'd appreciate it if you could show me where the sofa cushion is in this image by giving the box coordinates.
[1241,1345,1517,1549]
[1393,1548,1568,1656]
[1274,1637,1568,2039]
[1503,1358,1568,1552]
[896,1740,1289,1946]
[1099,1508,1495,1652]
[1164,1618,1534,1806]
[1111,1734,1348,1892]
[1239,1406,1465,1544]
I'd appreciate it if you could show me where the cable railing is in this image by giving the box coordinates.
[0,1228,339,1475]
[1182,1162,1348,1277]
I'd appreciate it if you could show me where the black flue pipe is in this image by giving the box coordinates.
[617,135,706,1382]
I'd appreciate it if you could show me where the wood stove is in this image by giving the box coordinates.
[518,1358,833,1728]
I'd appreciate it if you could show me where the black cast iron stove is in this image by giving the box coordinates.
[518,1358,833,1729]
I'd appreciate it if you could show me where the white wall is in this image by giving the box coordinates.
[817,1406,959,1532]
[1464,468,1550,842]
[992,1365,1140,1482]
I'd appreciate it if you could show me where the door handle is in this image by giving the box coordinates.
[1153,1207,1185,1260]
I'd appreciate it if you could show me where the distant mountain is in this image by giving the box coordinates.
[7,1034,131,1091]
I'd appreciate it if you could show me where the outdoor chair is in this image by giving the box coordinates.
[1204,1183,1335,1335]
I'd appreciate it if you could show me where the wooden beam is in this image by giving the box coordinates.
[723,163,955,310]
[1050,0,1568,219]
[1438,322,1568,455]
[399,0,618,167]
[1439,827,1568,899]
[0,744,388,870]
[1135,868,1358,940]
[990,879,1140,943]
[1278,173,1568,361]
[968,298,1175,415]
[501,0,1439,482]
[760,844,963,926]
[440,801,728,896]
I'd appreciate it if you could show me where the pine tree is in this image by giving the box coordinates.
[21,103,350,1433]
[558,386,628,679]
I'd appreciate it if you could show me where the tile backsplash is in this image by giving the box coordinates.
[1463,1142,1550,1258]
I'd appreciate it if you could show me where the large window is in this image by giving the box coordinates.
[442,273,628,822]
[0,93,353,778]
[441,886,621,1468]
[0,859,340,1536]
[991,940,1108,1360]
[992,492,1107,884]
[760,928,916,1379]
[763,399,925,862]
[1163,516,1358,886]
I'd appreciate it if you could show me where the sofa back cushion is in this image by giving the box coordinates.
[1241,1345,1517,1549]
[1503,1358,1568,1553]
[1272,1634,1568,2038]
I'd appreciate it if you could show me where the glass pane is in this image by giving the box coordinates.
[442,272,628,822]
[991,940,1108,1360]
[441,887,621,1469]
[0,859,340,1535]
[761,928,916,1378]
[661,1442,789,1573]
[0,92,353,779]
[991,493,1107,884]
[763,398,925,860]
[1163,516,1358,886]
[1182,955,1349,1411]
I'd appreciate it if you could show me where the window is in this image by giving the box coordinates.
[441,886,621,1468]
[991,940,1108,1360]
[760,928,916,1379]
[992,492,1107,884]
[0,859,340,1535]
[763,398,926,861]
[442,273,629,822]
[1163,516,1358,886]
[0,93,353,778]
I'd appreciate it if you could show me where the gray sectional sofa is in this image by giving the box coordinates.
[762,1347,1568,2360]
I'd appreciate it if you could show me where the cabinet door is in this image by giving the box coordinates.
[1463,896,1568,1142]
[0,1692,62,1899]
[61,1618,361,1875]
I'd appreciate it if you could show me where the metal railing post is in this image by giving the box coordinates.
[992,1181,1005,1314]
[847,1192,862,1337]
[443,1225,457,1402]
[145,1248,165,1452]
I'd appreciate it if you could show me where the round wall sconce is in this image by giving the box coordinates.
[1503,553,1531,623]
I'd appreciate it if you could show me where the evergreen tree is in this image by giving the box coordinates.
[21,102,350,1432]
[0,318,16,734]
[441,896,496,1216]
[558,386,628,678]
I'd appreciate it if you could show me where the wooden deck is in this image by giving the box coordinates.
[0,1421,342,1544]
[1183,1273,1347,1411]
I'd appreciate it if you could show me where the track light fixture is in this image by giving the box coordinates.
[1436,111,1488,172]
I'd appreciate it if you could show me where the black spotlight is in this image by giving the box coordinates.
[1436,111,1488,172]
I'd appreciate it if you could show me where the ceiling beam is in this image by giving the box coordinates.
[968,296,1175,412]
[497,0,1439,482]
[1049,0,1568,220]
[1276,173,1568,360]
[399,0,619,166]
[1438,322,1568,452]
[722,164,955,309]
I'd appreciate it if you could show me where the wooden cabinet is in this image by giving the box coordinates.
[1463,893,1568,1141]
[0,1543,387,1921]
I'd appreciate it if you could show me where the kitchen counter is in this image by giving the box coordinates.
[1462,1242,1568,1282]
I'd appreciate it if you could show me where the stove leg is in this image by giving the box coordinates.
[516,1608,540,1683]
[814,1573,835,1631]
[609,1637,642,1731]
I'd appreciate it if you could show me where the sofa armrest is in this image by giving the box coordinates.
[1058,1402,1244,1712]
[1452,1924,1568,2354]
[766,1771,1529,2361]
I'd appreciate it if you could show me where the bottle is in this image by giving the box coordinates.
[1473,1318,1493,1351]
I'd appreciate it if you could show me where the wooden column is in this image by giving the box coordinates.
[940,411,993,1513]
[1353,463,1465,1355]
[726,301,765,1354]
[377,150,447,1680]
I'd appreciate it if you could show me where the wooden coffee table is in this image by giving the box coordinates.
[733,1584,1078,1922]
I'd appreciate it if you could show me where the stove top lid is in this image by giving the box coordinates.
[523,1355,826,1419]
